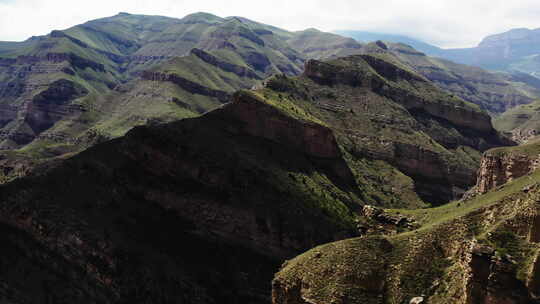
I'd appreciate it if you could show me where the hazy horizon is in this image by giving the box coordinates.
[1,0,540,48]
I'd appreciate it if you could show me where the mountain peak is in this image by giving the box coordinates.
[181,12,224,24]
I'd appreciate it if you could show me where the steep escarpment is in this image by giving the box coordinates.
[273,170,540,304]
[217,91,342,159]
[0,49,114,149]
[474,141,540,194]
[25,79,89,137]
[0,90,362,304]
[267,54,512,203]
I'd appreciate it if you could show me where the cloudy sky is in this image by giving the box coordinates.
[1,0,539,48]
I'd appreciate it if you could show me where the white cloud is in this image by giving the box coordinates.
[1,0,539,48]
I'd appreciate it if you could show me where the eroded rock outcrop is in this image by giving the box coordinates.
[25,79,88,135]
[468,244,531,304]
[356,205,418,236]
[475,147,540,194]
[218,91,340,159]
[0,55,94,148]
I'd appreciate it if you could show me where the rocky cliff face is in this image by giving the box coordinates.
[217,91,341,159]
[0,53,102,148]
[25,79,88,137]
[476,153,540,194]
[473,143,540,195]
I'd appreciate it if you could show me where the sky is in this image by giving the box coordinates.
[1,0,540,48]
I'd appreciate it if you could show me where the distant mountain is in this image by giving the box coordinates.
[2,13,539,184]
[288,28,363,59]
[439,28,540,76]
[372,42,540,114]
[336,28,540,78]
[332,31,540,114]
[335,30,444,56]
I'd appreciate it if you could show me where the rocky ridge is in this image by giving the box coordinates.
[273,170,540,304]
[294,54,512,203]
[0,88,362,303]
[2,13,539,189]
[377,42,540,114]
[476,154,540,194]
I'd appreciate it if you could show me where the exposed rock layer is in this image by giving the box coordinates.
[141,71,231,103]
[476,148,540,194]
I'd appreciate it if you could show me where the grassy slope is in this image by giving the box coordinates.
[383,42,539,114]
[287,29,363,59]
[486,137,540,157]
[277,165,540,303]
[0,12,306,168]
[494,99,540,133]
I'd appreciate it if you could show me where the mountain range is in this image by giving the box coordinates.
[338,27,540,79]
[2,11,540,304]
[1,12,538,182]
[335,30,445,56]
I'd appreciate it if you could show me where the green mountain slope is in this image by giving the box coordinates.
[494,99,540,142]
[371,42,540,114]
[265,54,512,203]
[335,30,444,56]
[2,12,536,189]
[287,28,363,59]
[0,47,517,304]
[274,143,540,303]
[0,12,310,182]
